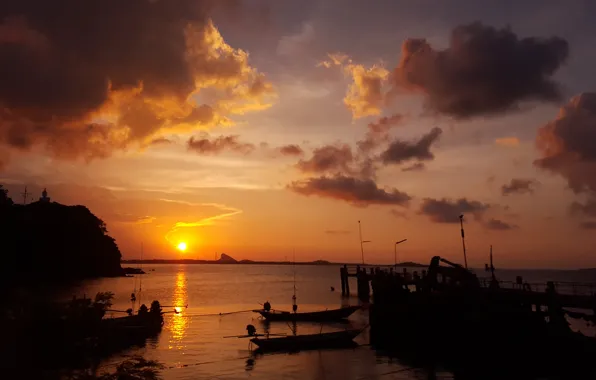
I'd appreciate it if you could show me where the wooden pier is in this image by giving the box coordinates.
[339,263,596,311]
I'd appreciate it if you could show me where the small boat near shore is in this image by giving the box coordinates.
[250,328,362,352]
[253,305,361,321]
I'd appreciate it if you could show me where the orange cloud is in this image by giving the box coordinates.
[319,53,388,119]
[0,2,275,163]
[495,137,520,147]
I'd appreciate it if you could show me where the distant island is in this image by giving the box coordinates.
[0,186,124,286]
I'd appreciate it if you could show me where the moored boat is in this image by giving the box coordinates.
[250,328,362,352]
[253,305,361,321]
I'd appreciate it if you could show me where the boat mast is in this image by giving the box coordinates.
[139,242,144,295]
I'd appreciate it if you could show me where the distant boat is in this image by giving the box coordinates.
[253,305,361,321]
[250,328,362,352]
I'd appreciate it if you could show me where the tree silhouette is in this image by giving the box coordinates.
[0,184,123,286]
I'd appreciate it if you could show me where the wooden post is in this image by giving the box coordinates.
[345,265,350,296]
[340,266,346,296]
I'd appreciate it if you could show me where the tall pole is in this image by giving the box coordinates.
[459,214,468,269]
[358,221,364,264]
[394,239,407,267]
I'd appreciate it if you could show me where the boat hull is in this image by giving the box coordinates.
[250,329,361,352]
[254,305,360,321]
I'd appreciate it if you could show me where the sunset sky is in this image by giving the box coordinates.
[1,0,596,268]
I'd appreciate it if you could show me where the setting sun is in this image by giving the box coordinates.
[177,242,187,252]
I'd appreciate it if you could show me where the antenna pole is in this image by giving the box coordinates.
[490,245,495,280]
[21,186,29,205]
[459,215,468,269]
[358,221,364,264]
[139,243,143,292]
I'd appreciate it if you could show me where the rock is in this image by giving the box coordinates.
[217,253,237,263]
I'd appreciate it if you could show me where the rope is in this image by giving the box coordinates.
[180,309,255,317]
[355,366,416,380]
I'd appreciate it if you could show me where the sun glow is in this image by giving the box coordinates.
[177,242,187,252]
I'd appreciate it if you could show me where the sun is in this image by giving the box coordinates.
[177,242,187,252]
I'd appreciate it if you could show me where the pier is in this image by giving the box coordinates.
[340,262,596,310]
[345,257,596,377]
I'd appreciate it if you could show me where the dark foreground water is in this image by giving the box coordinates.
[72,264,596,380]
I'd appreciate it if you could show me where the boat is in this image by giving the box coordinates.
[250,328,362,352]
[253,305,361,321]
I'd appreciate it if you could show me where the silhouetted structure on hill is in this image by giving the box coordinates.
[0,187,124,286]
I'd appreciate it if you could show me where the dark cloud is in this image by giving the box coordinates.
[389,209,409,219]
[580,221,596,230]
[324,229,351,235]
[278,144,304,156]
[357,114,404,152]
[0,1,273,161]
[150,137,174,146]
[484,218,517,231]
[419,197,490,223]
[392,22,569,118]
[501,178,539,196]
[187,134,255,155]
[570,200,596,218]
[288,175,412,207]
[402,162,426,172]
[535,93,596,195]
[381,127,442,165]
[296,144,354,174]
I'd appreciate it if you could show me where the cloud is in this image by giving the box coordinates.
[277,22,315,56]
[580,221,596,230]
[187,134,255,155]
[501,178,539,196]
[381,127,442,165]
[320,53,388,119]
[296,144,354,174]
[278,144,304,157]
[391,22,568,118]
[324,229,351,235]
[357,114,404,152]
[535,93,596,195]
[0,1,274,162]
[288,175,412,207]
[149,137,174,146]
[419,197,491,223]
[570,200,596,218]
[390,209,409,219]
[402,162,426,172]
[165,202,243,244]
[495,137,520,147]
[484,218,517,231]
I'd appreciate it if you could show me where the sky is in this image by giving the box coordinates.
[1,0,596,268]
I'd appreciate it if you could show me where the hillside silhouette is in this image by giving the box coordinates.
[0,185,123,286]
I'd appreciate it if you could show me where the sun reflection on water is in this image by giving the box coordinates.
[169,270,188,350]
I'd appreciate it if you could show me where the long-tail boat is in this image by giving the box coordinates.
[252,305,361,321]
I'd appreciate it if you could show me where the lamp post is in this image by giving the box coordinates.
[358,221,371,264]
[394,239,407,266]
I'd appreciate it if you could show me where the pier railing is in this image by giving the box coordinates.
[478,278,596,297]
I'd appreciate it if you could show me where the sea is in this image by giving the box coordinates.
[71,264,596,380]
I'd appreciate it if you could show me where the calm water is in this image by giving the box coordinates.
[72,264,596,379]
